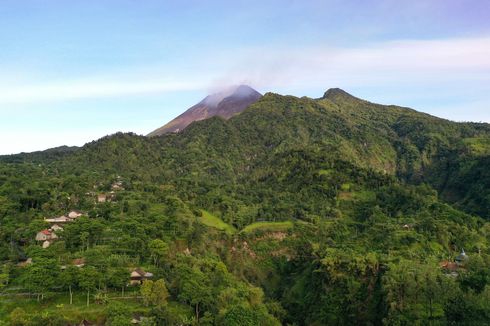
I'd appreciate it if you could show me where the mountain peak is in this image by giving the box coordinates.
[148,85,261,136]
[322,88,360,101]
[201,85,260,108]
[234,84,259,96]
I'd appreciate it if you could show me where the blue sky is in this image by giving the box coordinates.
[1,0,489,154]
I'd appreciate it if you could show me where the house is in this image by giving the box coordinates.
[440,261,458,271]
[68,210,83,219]
[131,313,146,324]
[440,250,469,276]
[79,320,94,326]
[97,192,116,203]
[44,215,71,223]
[72,258,86,268]
[111,181,125,191]
[44,211,84,224]
[130,268,154,285]
[439,260,459,277]
[36,229,58,249]
[50,224,64,232]
[455,249,469,266]
[17,258,32,267]
[35,229,58,241]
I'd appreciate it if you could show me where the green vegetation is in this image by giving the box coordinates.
[0,88,489,324]
[240,221,293,234]
[199,210,236,234]
[463,136,490,156]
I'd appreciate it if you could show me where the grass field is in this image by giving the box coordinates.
[199,210,236,234]
[338,189,375,201]
[240,221,293,234]
[0,289,145,322]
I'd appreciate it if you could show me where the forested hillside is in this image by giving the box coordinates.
[0,89,489,325]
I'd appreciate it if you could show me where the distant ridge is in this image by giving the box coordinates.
[0,145,79,163]
[322,88,366,102]
[148,85,261,136]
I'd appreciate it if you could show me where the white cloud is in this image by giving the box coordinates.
[1,36,489,106]
[213,36,490,90]
[0,35,489,137]
[0,78,207,105]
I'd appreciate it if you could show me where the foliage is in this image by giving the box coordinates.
[199,210,236,234]
[0,88,489,324]
[141,279,169,308]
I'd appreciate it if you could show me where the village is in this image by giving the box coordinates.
[35,178,125,249]
[30,178,155,306]
[18,178,160,324]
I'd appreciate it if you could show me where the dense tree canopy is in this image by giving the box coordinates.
[0,89,489,324]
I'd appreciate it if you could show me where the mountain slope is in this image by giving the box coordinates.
[1,87,490,325]
[147,85,262,136]
[2,88,489,218]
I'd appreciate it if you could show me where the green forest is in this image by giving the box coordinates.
[0,89,489,325]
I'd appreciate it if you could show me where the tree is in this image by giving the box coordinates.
[459,256,490,294]
[141,280,153,307]
[9,308,30,326]
[108,267,128,297]
[78,266,101,307]
[80,231,90,251]
[178,266,213,323]
[60,265,79,304]
[21,258,58,301]
[383,260,418,321]
[0,263,11,289]
[148,239,168,267]
[219,304,281,326]
[0,271,8,290]
[140,279,169,308]
[107,301,131,326]
[30,311,66,326]
[152,279,170,308]
[62,217,105,250]
[108,316,132,326]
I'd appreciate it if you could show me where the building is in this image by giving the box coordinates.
[97,192,116,203]
[36,229,59,249]
[35,229,58,241]
[50,224,64,232]
[439,260,459,277]
[130,268,154,285]
[17,258,32,267]
[68,210,83,219]
[44,215,71,223]
[111,181,125,191]
[44,211,84,224]
[72,258,86,268]
[440,249,469,276]
[455,249,469,266]
[131,313,146,324]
